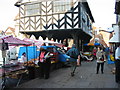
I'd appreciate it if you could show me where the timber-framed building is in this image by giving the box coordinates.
[15,0,94,50]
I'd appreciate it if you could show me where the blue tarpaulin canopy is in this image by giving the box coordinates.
[84,43,100,46]
[18,46,40,61]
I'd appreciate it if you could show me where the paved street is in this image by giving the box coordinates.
[15,60,119,88]
[0,68,2,89]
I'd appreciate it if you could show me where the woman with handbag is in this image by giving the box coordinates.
[96,47,105,74]
[38,47,53,79]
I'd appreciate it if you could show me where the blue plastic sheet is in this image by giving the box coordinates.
[18,46,70,62]
[107,55,115,64]
[18,46,40,61]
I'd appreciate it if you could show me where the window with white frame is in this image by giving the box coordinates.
[53,0,72,13]
[25,3,40,16]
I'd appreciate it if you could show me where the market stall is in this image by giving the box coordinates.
[0,35,32,89]
[83,43,101,61]
[18,45,70,69]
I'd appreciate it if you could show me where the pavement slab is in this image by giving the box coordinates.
[15,60,119,88]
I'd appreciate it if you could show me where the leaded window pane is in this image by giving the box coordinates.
[53,0,72,13]
[25,3,40,16]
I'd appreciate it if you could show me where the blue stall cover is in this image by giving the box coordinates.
[40,45,56,49]
[84,43,100,46]
[18,46,40,61]
[18,46,56,61]
[18,45,70,62]
[107,55,115,64]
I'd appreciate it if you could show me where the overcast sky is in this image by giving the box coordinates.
[0,0,18,30]
[0,0,116,31]
[88,0,116,29]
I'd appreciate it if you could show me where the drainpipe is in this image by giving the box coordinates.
[71,33,79,50]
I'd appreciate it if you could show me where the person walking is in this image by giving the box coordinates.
[38,47,53,79]
[115,44,120,83]
[96,47,105,74]
[66,44,80,76]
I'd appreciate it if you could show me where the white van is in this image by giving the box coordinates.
[0,47,18,67]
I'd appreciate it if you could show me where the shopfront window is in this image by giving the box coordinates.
[25,3,40,16]
[53,0,72,13]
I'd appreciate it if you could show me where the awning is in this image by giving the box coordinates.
[43,40,63,48]
[0,35,32,46]
[109,35,120,43]
[23,38,44,47]
[84,43,100,46]
[109,25,120,43]
[23,38,64,48]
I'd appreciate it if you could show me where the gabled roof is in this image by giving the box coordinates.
[4,27,16,37]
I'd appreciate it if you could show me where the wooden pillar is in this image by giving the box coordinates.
[71,33,79,50]
[80,39,84,51]
[78,39,82,51]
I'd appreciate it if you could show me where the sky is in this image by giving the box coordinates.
[87,0,116,29]
[0,0,18,31]
[0,0,116,31]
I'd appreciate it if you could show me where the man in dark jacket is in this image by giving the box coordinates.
[66,44,80,76]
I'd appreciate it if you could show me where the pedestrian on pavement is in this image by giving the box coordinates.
[96,47,105,74]
[115,44,120,83]
[66,44,80,76]
[92,47,97,60]
[38,47,53,79]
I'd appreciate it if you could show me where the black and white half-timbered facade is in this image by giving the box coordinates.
[15,0,94,50]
